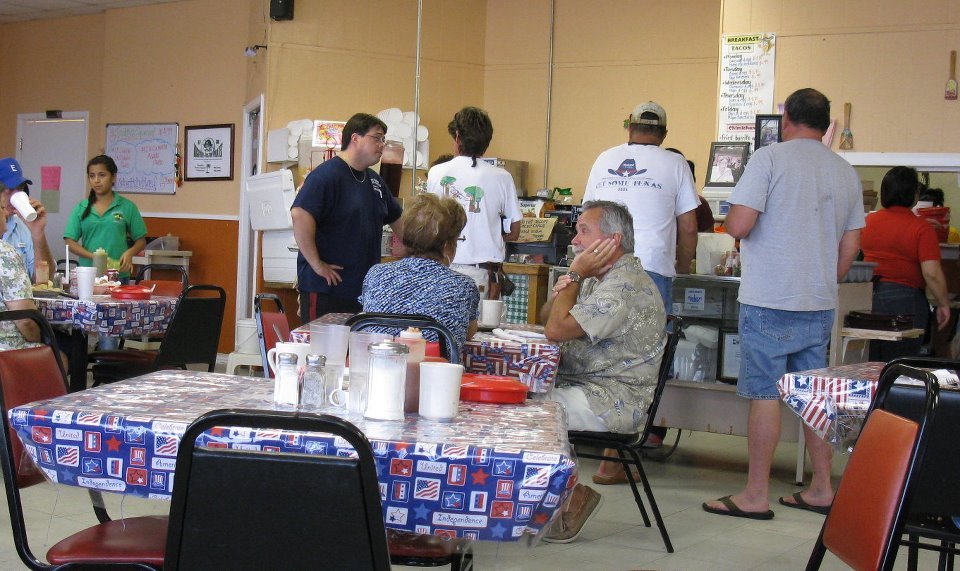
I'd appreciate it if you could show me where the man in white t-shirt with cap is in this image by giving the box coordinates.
[582,101,699,310]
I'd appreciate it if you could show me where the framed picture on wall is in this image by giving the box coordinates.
[754,114,782,151]
[185,124,234,181]
[718,329,741,383]
[705,142,750,187]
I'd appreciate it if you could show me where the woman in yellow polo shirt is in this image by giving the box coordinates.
[64,155,147,281]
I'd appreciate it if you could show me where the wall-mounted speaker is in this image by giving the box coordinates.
[270,0,294,21]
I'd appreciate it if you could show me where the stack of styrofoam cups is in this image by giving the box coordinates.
[285,119,314,160]
[377,108,429,168]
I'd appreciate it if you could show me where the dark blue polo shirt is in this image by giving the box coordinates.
[292,156,402,299]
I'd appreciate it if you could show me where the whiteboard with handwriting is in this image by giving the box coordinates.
[105,123,178,194]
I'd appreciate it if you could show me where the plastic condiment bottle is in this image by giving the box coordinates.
[92,248,108,278]
[397,328,427,413]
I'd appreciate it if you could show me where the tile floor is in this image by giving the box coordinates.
[1,427,946,570]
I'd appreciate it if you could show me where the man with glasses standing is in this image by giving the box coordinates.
[292,113,402,322]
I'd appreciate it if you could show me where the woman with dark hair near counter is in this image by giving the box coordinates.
[359,193,479,349]
[861,166,951,360]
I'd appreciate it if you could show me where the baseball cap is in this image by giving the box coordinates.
[0,158,32,191]
[629,101,667,127]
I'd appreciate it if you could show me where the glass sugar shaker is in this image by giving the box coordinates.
[300,354,326,408]
[364,341,409,421]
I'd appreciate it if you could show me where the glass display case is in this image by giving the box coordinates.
[671,275,741,383]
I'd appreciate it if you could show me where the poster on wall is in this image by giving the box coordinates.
[717,33,776,144]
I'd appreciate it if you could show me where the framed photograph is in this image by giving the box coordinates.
[705,142,750,187]
[184,124,234,181]
[718,329,741,383]
[754,114,782,151]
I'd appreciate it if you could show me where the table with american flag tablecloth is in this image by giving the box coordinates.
[8,370,576,542]
[293,315,561,393]
[777,362,884,452]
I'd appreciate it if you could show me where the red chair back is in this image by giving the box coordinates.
[255,294,290,378]
[808,363,939,571]
[822,409,917,570]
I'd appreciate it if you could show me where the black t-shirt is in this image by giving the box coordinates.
[292,156,402,298]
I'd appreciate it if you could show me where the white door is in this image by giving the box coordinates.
[16,113,89,267]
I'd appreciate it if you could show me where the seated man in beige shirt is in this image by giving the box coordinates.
[540,200,666,543]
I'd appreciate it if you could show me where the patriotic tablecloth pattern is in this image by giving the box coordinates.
[33,295,177,336]
[8,370,576,541]
[292,316,561,393]
[462,333,559,393]
[777,362,883,451]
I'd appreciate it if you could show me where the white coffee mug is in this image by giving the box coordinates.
[419,362,464,421]
[266,342,311,374]
[327,373,348,407]
[480,299,505,327]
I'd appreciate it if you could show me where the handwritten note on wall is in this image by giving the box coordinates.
[718,34,776,144]
[105,123,178,194]
[516,217,557,243]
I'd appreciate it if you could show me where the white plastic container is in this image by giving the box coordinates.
[235,318,259,354]
[695,232,735,275]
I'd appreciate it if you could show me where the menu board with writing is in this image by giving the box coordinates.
[105,123,178,194]
[718,34,776,143]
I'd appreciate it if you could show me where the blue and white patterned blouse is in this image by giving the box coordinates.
[359,257,480,351]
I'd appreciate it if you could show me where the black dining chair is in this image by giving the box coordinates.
[345,311,461,364]
[0,309,167,570]
[165,408,392,570]
[806,363,940,571]
[89,284,226,385]
[876,357,960,570]
[566,314,682,554]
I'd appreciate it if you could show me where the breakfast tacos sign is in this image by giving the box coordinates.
[718,34,776,144]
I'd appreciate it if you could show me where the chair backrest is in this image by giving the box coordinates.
[0,310,72,568]
[639,314,682,440]
[345,312,461,364]
[814,363,939,571]
[165,408,391,571]
[254,294,290,378]
[135,264,189,298]
[874,357,960,521]
[155,285,226,372]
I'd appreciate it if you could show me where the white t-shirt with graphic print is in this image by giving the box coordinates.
[427,156,523,265]
[583,143,699,278]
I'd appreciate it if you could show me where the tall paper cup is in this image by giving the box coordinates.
[419,362,464,421]
[75,266,96,300]
[9,191,37,222]
[480,299,505,328]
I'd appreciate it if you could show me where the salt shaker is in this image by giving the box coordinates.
[300,354,326,408]
[273,353,301,406]
[363,341,409,421]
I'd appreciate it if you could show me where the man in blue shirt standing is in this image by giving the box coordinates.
[0,157,56,283]
[291,114,403,322]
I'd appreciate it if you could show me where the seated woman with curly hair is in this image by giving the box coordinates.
[359,193,479,351]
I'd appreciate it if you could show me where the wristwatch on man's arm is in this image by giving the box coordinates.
[565,271,582,285]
